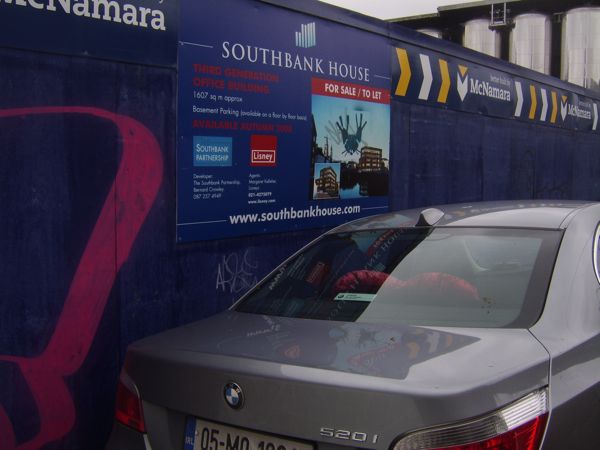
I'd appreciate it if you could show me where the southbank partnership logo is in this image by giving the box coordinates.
[193,136,232,167]
[250,135,277,167]
[295,22,316,48]
[457,65,469,102]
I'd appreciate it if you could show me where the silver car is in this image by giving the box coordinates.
[107,201,600,450]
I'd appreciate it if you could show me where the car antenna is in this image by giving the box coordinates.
[416,208,444,227]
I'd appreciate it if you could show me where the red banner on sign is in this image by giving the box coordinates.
[312,78,390,104]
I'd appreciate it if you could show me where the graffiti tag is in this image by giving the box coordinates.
[216,250,259,294]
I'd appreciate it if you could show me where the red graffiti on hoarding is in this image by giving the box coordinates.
[0,107,163,449]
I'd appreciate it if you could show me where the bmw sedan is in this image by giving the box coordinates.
[106,201,600,450]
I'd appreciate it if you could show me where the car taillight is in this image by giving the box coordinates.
[114,371,146,433]
[393,388,548,450]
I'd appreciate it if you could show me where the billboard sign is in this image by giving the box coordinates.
[177,0,391,242]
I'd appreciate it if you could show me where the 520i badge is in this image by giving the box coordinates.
[320,427,379,444]
[224,382,244,409]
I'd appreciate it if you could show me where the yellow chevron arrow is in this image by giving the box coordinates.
[551,91,558,123]
[438,59,450,103]
[529,85,537,120]
[395,48,411,97]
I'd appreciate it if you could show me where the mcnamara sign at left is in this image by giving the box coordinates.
[0,0,166,30]
[0,0,177,65]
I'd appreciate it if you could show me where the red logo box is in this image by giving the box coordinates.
[250,135,277,167]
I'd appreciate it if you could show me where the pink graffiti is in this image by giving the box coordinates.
[0,107,164,449]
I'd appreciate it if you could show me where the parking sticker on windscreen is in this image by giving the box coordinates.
[334,293,376,302]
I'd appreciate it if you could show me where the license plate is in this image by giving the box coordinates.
[184,418,314,450]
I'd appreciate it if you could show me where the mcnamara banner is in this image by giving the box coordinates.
[392,43,600,132]
[176,0,391,242]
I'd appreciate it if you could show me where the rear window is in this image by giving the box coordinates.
[235,227,562,328]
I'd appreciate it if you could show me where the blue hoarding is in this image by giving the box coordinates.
[177,0,391,242]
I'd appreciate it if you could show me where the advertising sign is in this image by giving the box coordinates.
[177,0,391,242]
[392,44,600,132]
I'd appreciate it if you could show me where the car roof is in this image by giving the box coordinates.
[332,200,597,233]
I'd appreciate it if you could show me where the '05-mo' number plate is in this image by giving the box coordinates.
[184,418,314,450]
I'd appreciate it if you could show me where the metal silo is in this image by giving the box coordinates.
[463,18,501,58]
[562,7,600,92]
[418,28,443,39]
[509,13,551,75]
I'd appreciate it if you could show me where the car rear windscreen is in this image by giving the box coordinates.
[235,227,562,328]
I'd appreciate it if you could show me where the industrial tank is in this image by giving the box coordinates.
[562,7,600,92]
[509,13,551,75]
[463,18,501,58]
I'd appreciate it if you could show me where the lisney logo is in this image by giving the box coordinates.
[457,65,469,101]
[250,135,277,167]
[295,22,316,48]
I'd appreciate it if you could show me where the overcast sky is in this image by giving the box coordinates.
[317,0,475,20]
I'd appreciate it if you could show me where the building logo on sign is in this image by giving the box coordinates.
[250,135,277,167]
[295,22,316,48]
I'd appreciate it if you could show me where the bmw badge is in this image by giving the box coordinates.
[224,382,244,409]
